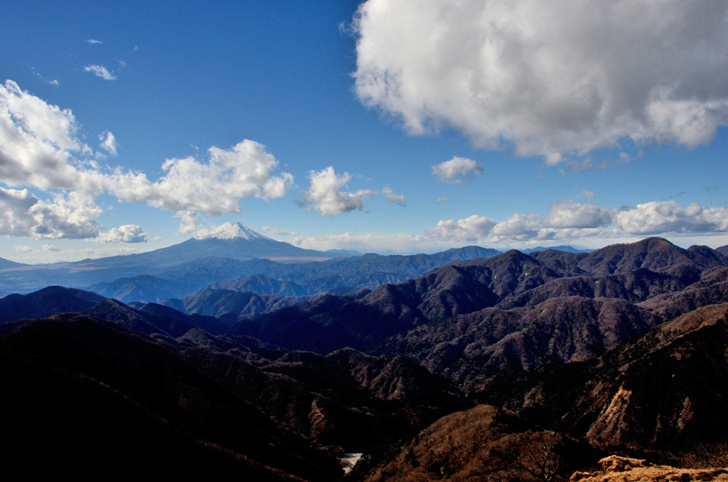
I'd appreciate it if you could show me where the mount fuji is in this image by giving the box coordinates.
[85,222,346,270]
[0,223,351,293]
[203,222,274,241]
[148,222,341,264]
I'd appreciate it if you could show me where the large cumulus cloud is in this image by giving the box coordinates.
[353,0,728,162]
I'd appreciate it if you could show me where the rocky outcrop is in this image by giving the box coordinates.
[570,455,728,481]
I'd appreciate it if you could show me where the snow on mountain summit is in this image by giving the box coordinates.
[207,222,270,241]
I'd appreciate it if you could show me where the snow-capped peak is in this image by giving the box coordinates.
[208,222,268,241]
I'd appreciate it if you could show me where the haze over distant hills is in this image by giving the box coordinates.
[0,224,503,299]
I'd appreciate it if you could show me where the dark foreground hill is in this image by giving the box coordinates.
[0,314,342,480]
[168,334,468,450]
[0,288,468,460]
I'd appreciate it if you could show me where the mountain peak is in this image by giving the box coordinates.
[207,222,269,241]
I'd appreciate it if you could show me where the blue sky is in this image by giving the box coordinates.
[2,1,728,263]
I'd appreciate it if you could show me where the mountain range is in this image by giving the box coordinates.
[3,235,728,479]
[0,223,501,299]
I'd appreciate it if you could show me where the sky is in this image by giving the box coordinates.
[1,0,728,263]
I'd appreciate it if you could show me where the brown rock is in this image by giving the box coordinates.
[569,455,728,481]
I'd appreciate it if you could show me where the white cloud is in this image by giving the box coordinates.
[579,189,595,199]
[0,188,42,237]
[491,213,543,239]
[31,67,59,86]
[99,131,117,156]
[352,0,728,161]
[382,185,406,206]
[110,140,294,215]
[42,244,60,251]
[0,188,101,239]
[615,201,728,234]
[543,202,614,229]
[0,80,83,190]
[426,215,496,241]
[175,211,202,235]
[0,81,294,222]
[301,166,375,216]
[261,226,299,236]
[14,245,32,252]
[431,157,483,183]
[427,201,728,245]
[0,79,119,195]
[87,39,103,44]
[84,65,117,81]
[434,196,449,203]
[95,224,148,243]
[292,232,438,254]
[0,187,151,243]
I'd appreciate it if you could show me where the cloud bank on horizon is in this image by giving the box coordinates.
[289,200,728,254]
[353,0,728,163]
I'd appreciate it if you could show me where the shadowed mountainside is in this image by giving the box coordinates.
[0,286,228,336]
[229,239,727,365]
[477,304,728,453]
[350,305,728,480]
[165,333,468,450]
[0,314,343,480]
[162,288,315,318]
[374,296,660,393]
